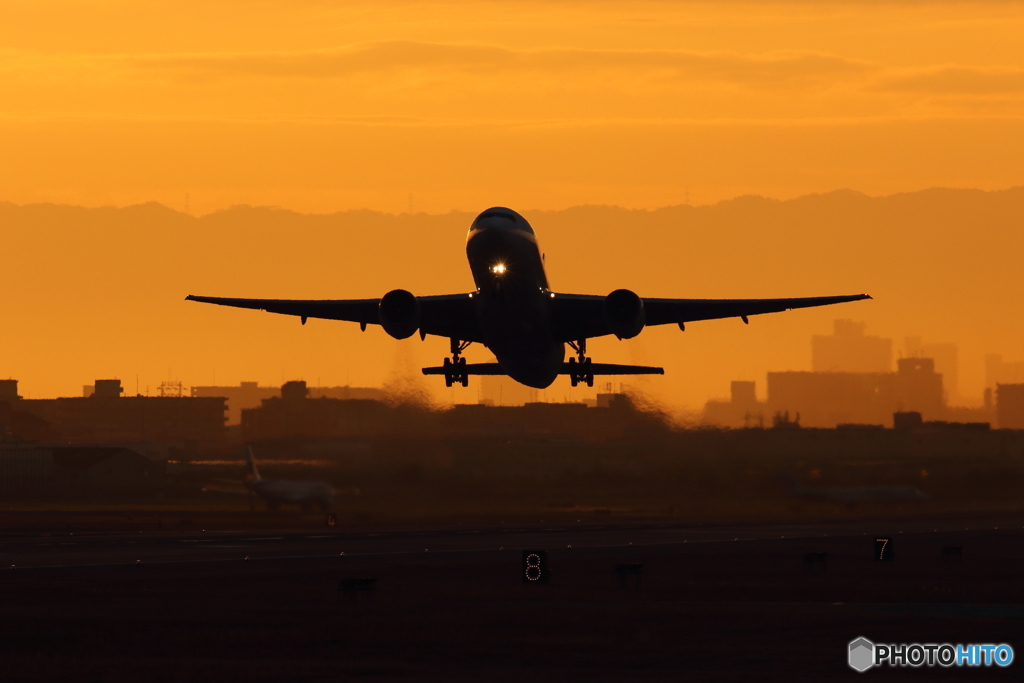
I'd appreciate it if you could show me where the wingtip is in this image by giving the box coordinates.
[184,295,196,301]
[864,293,873,300]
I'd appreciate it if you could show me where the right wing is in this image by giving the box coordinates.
[552,293,871,342]
[643,294,872,326]
[185,293,484,342]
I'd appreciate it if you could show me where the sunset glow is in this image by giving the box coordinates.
[2,1,1023,410]
[2,1,1023,213]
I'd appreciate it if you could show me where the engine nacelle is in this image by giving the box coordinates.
[379,289,420,339]
[604,288,646,339]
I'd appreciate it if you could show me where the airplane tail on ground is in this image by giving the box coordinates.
[245,446,262,483]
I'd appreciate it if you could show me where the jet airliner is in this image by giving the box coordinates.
[187,207,870,388]
[245,447,335,512]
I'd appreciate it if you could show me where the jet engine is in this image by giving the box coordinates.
[604,288,646,339]
[379,289,420,339]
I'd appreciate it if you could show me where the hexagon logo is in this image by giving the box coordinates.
[849,637,875,672]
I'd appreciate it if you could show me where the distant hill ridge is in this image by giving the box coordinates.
[4,185,1023,223]
[4,184,1023,407]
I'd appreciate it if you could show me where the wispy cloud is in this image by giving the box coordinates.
[40,42,875,89]
[3,42,1023,122]
[876,66,1024,95]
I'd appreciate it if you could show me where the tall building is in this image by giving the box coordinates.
[192,381,385,425]
[985,355,1024,390]
[905,337,959,402]
[241,384,396,442]
[0,380,20,402]
[19,379,226,444]
[767,371,894,427]
[812,320,892,373]
[894,358,944,418]
[766,357,944,428]
[996,384,1024,429]
[192,382,282,425]
[701,381,765,428]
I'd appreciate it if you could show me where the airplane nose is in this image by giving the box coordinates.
[467,207,534,242]
[476,208,518,223]
[471,210,516,232]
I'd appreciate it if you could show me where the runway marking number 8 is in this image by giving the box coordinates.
[525,553,542,581]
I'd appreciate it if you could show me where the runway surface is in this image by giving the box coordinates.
[5,513,1024,569]
[2,513,1022,681]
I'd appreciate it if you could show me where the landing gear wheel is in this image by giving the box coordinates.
[567,341,594,387]
[443,351,470,387]
[441,338,473,387]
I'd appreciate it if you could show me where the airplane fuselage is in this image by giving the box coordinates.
[466,208,565,388]
[251,478,335,511]
[244,446,336,511]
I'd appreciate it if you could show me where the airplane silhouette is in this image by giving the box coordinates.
[245,446,335,512]
[187,207,869,389]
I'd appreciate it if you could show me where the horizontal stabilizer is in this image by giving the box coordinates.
[422,363,506,376]
[562,363,663,376]
[422,363,664,376]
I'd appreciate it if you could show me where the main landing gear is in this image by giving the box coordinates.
[567,339,594,387]
[444,338,472,387]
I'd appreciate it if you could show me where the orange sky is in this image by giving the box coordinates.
[2,1,1023,213]
[3,1,1024,411]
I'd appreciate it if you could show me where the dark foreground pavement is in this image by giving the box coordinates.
[1,516,1022,681]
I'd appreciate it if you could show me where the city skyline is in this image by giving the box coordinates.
[5,187,1024,410]
[5,295,1024,413]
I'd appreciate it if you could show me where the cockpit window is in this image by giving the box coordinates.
[480,211,517,222]
[469,208,535,235]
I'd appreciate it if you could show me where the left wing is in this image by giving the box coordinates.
[185,293,484,342]
[553,293,871,342]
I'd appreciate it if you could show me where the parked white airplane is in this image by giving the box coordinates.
[246,447,335,512]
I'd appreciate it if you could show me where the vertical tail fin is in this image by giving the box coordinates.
[245,446,262,483]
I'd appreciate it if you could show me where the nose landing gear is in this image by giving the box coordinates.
[567,339,594,387]
[444,338,472,387]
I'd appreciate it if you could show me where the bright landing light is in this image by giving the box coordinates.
[491,263,507,275]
